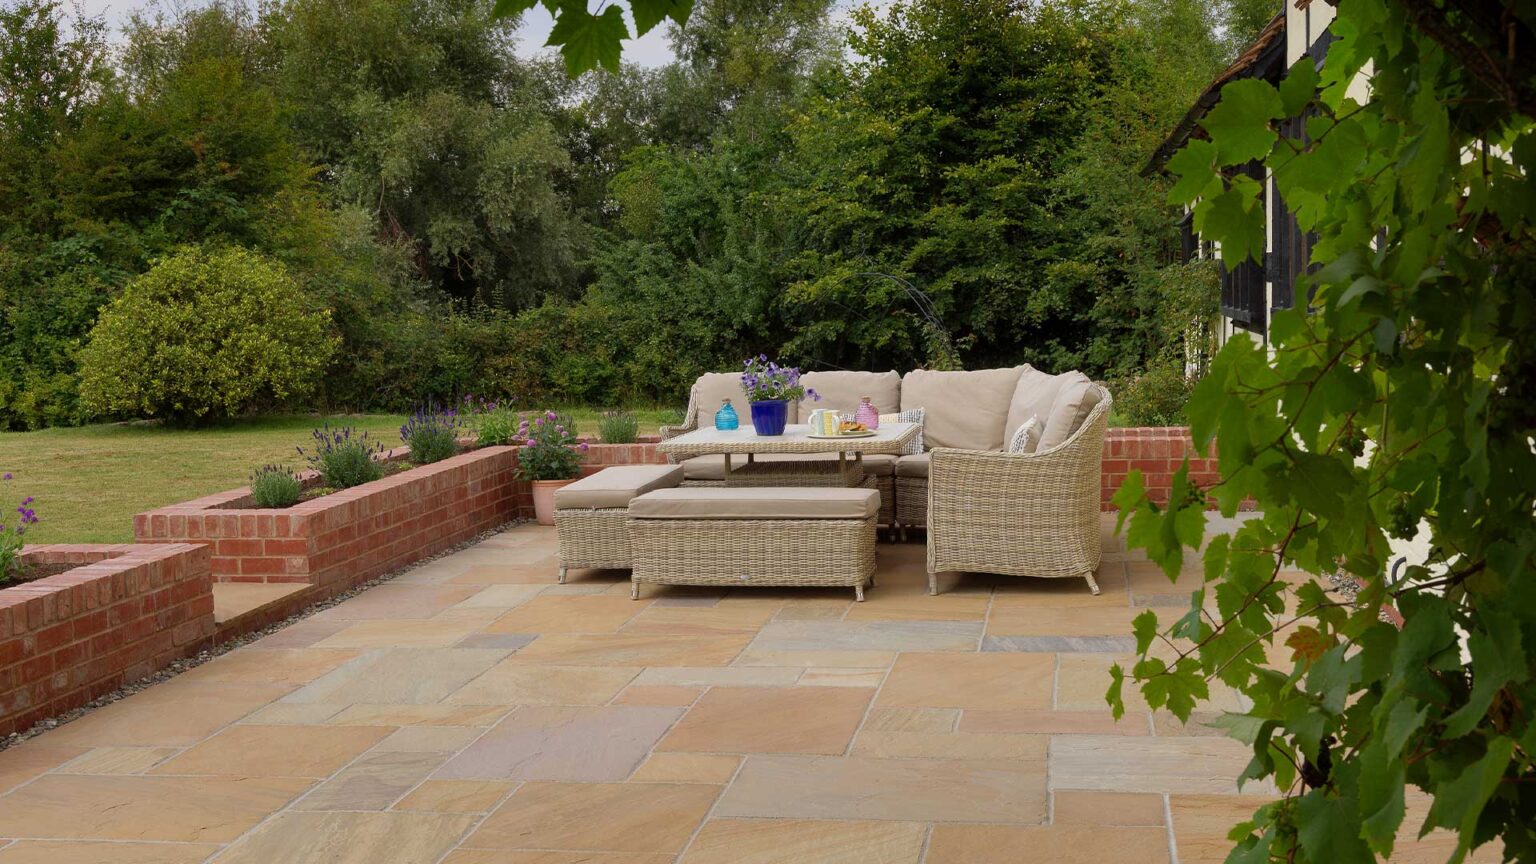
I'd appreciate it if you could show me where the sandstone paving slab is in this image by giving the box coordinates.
[1052,790,1166,826]
[986,605,1181,638]
[449,563,561,585]
[861,707,959,733]
[680,818,926,864]
[435,706,681,781]
[1054,653,1246,712]
[612,685,704,706]
[314,617,494,649]
[150,724,392,779]
[210,810,474,864]
[632,665,802,687]
[630,752,741,784]
[799,668,885,687]
[770,599,853,621]
[40,682,294,748]
[445,662,639,706]
[56,747,179,775]
[175,648,362,685]
[486,595,650,634]
[312,584,480,620]
[451,584,546,609]
[238,702,348,725]
[842,592,990,623]
[463,781,720,853]
[0,774,313,842]
[0,743,88,793]
[294,750,446,811]
[444,849,674,864]
[394,779,516,813]
[0,839,220,863]
[877,652,1054,711]
[982,634,1137,652]
[282,648,510,705]
[849,729,1048,761]
[925,824,1170,864]
[990,575,1129,608]
[716,755,1046,823]
[247,617,353,649]
[620,605,777,636]
[324,703,511,727]
[506,633,751,667]
[1166,794,1274,864]
[658,686,872,755]
[543,581,622,595]
[1049,736,1277,795]
[959,709,1150,736]
[749,620,983,652]
[456,632,538,650]
[373,725,484,752]
[734,648,897,668]
[651,591,725,607]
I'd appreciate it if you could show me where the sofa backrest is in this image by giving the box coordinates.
[690,372,801,429]
[1005,368,1088,445]
[899,366,1025,451]
[1036,377,1104,451]
[799,370,901,415]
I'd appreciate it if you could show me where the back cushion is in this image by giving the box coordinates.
[900,367,1024,451]
[1005,368,1087,442]
[1037,379,1103,451]
[800,370,901,415]
[692,372,799,429]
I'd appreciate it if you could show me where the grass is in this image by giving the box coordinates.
[0,409,676,544]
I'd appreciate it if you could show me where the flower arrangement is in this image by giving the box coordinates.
[517,411,588,481]
[300,424,385,489]
[1,473,39,584]
[401,401,464,465]
[249,464,303,508]
[464,394,520,446]
[741,355,818,403]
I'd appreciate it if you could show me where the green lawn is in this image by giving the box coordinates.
[0,409,674,544]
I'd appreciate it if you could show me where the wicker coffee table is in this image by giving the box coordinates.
[657,422,920,487]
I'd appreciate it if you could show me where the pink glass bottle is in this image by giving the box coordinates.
[854,397,880,430]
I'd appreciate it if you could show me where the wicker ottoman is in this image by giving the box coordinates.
[553,464,685,583]
[628,487,880,601]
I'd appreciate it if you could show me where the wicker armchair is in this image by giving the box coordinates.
[925,385,1112,596]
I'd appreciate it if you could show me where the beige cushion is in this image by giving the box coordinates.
[895,453,930,478]
[630,487,879,520]
[900,367,1024,451]
[680,453,893,482]
[1037,380,1103,451]
[691,372,751,430]
[1004,366,1088,443]
[554,465,685,510]
[800,370,901,415]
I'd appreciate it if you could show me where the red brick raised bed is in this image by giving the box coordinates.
[1,543,214,737]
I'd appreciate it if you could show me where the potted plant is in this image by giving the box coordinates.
[741,355,817,436]
[518,411,588,525]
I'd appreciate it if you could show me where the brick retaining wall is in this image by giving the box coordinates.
[0,543,214,737]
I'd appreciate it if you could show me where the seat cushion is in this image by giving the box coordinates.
[800,370,901,415]
[900,367,1024,451]
[691,372,752,430]
[1005,367,1088,443]
[680,453,893,481]
[895,453,930,478]
[554,465,685,510]
[1037,380,1103,451]
[630,487,880,520]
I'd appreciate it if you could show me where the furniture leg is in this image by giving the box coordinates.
[927,570,938,595]
[558,564,567,584]
[1084,572,1100,595]
[855,583,865,602]
[631,580,640,600]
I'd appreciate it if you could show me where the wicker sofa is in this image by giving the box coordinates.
[663,366,1111,591]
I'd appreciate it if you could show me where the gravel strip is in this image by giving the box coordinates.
[1,519,528,752]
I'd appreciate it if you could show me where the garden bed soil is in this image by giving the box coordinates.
[230,458,420,509]
[0,561,74,586]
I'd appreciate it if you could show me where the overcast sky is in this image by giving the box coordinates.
[66,0,874,68]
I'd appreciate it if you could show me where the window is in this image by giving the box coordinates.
[1220,160,1267,332]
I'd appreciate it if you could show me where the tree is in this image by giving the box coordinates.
[492,0,696,76]
[1114,1,1535,861]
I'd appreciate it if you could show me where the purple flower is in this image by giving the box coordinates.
[2,473,10,480]
[578,442,589,452]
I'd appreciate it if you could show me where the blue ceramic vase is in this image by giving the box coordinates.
[749,399,789,436]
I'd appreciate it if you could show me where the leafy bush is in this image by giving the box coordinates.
[400,402,463,464]
[596,409,639,443]
[1110,362,1195,427]
[77,246,338,424]
[466,395,520,446]
[249,464,302,508]
[0,474,40,583]
[301,424,384,489]
[516,411,586,481]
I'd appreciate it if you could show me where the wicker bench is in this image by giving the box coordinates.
[553,465,685,583]
[627,487,880,601]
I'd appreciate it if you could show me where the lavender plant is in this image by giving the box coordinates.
[516,411,587,481]
[401,401,464,465]
[0,474,40,584]
[596,409,639,444]
[464,394,520,447]
[300,424,384,489]
[249,464,302,508]
[741,355,818,403]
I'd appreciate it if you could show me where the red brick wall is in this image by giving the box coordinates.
[1099,427,1224,510]
[0,543,214,737]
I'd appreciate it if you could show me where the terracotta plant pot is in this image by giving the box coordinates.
[531,478,576,526]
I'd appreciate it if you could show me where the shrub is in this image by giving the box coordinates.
[249,464,302,508]
[596,409,639,443]
[1110,361,1195,427]
[465,395,520,446]
[400,402,463,465]
[0,474,39,583]
[516,411,586,481]
[301,424,384,489]
[77,246,338,424]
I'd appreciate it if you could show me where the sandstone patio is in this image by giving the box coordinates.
[0,517,1477,863]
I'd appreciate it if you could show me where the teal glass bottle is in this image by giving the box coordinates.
[714,398,739,430]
